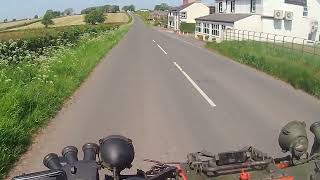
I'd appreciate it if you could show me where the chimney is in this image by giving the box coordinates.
[183,0,197,5]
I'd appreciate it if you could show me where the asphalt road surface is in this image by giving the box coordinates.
[8,16,320,177]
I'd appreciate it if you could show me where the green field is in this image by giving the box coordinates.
[206,41,320,98]
[0,16,132,178]
[8,13,129,31]
[0,19,40,31]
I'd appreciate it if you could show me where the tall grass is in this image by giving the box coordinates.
[0,24,131,178]
[206,41,320,98]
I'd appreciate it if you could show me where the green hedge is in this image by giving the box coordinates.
[180,22,195,33]
[0,24,131,178]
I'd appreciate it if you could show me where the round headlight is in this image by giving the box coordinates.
[278,121,308,158]
[99,135,135,171]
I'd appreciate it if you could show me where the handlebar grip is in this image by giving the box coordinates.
[43,153,62,170]
[82,143,99,161]
[62,146,78,164]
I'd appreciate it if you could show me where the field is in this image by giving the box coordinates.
[0,19,40,31]
[206,41,320,98]
[10,13,129,30]
[0,14,132,178]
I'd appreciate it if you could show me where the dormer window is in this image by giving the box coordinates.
[251,0,256,13]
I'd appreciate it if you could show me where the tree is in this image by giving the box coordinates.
[122,5,135,11]
[3,18,8,23]
[64,8,74,16]
[84,9,105,25]
[111,5,120,13]
[154,3,170,11]
[34,15,38,19]
[52,11,62,17]
[12,18,16,22]
[41,10,54,28]
[104,5,112,12]
[129,5,135,11]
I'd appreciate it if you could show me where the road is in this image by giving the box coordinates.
[8,16,320,177]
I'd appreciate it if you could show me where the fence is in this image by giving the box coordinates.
[222,29,320,56]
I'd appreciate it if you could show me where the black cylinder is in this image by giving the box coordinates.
[62,146,78,164]
[311,122,320,142]
[82,143,99,161]
[310,122,320,155]
[43,153,62,170]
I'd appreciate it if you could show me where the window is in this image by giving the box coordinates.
[211,24,220,36]
[303,6,308,16]
[221,25,226,30]
[196,22,201,32]
[231,0,235,13]
[219,2,223,13]
[180,12,187,19]
[204,23,209,34]
[251,0,256,13]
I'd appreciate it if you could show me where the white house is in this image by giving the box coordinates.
[168,1,210,31]
[195,0,320,42]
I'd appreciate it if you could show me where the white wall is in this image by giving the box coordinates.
[215,0,263,14]
[235,15,262,31]
[181,2,210,23]
[261,0,320,40]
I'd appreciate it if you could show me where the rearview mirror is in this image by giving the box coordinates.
[12,170,67,180]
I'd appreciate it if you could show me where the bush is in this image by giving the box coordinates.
[0,24,117,64]
[0,23,129,178]
[85,9,106,25]
[180,22,195,33]
[206,41,320,98]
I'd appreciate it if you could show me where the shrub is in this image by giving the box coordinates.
[85,9,106,25]
[0,25,117,64]
[0,23,128,178]
[180,22,195,33]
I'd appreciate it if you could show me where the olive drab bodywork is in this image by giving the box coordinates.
[179,121,320,180]
[12,121,320,180]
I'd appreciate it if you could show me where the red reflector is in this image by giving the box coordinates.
[239,170,250,180]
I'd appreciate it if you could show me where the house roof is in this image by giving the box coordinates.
[170,2,196,11]
[195,14,253,23]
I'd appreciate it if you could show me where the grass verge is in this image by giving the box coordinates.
[206,41,320,98]
[0,23,131,178]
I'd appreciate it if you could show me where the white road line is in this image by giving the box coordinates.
[173,62,217,107]
[157,44,168,55]
[152,40,156,43]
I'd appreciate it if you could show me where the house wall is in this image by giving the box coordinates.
[215,0,263,14]
[180,3,210,23]
[261,0,320,40]
[234,15,262,32]
[168,11,179,30]
[213,0,320,41]
[195,20,233,42]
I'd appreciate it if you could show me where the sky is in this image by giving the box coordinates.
[0,0,214,21]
